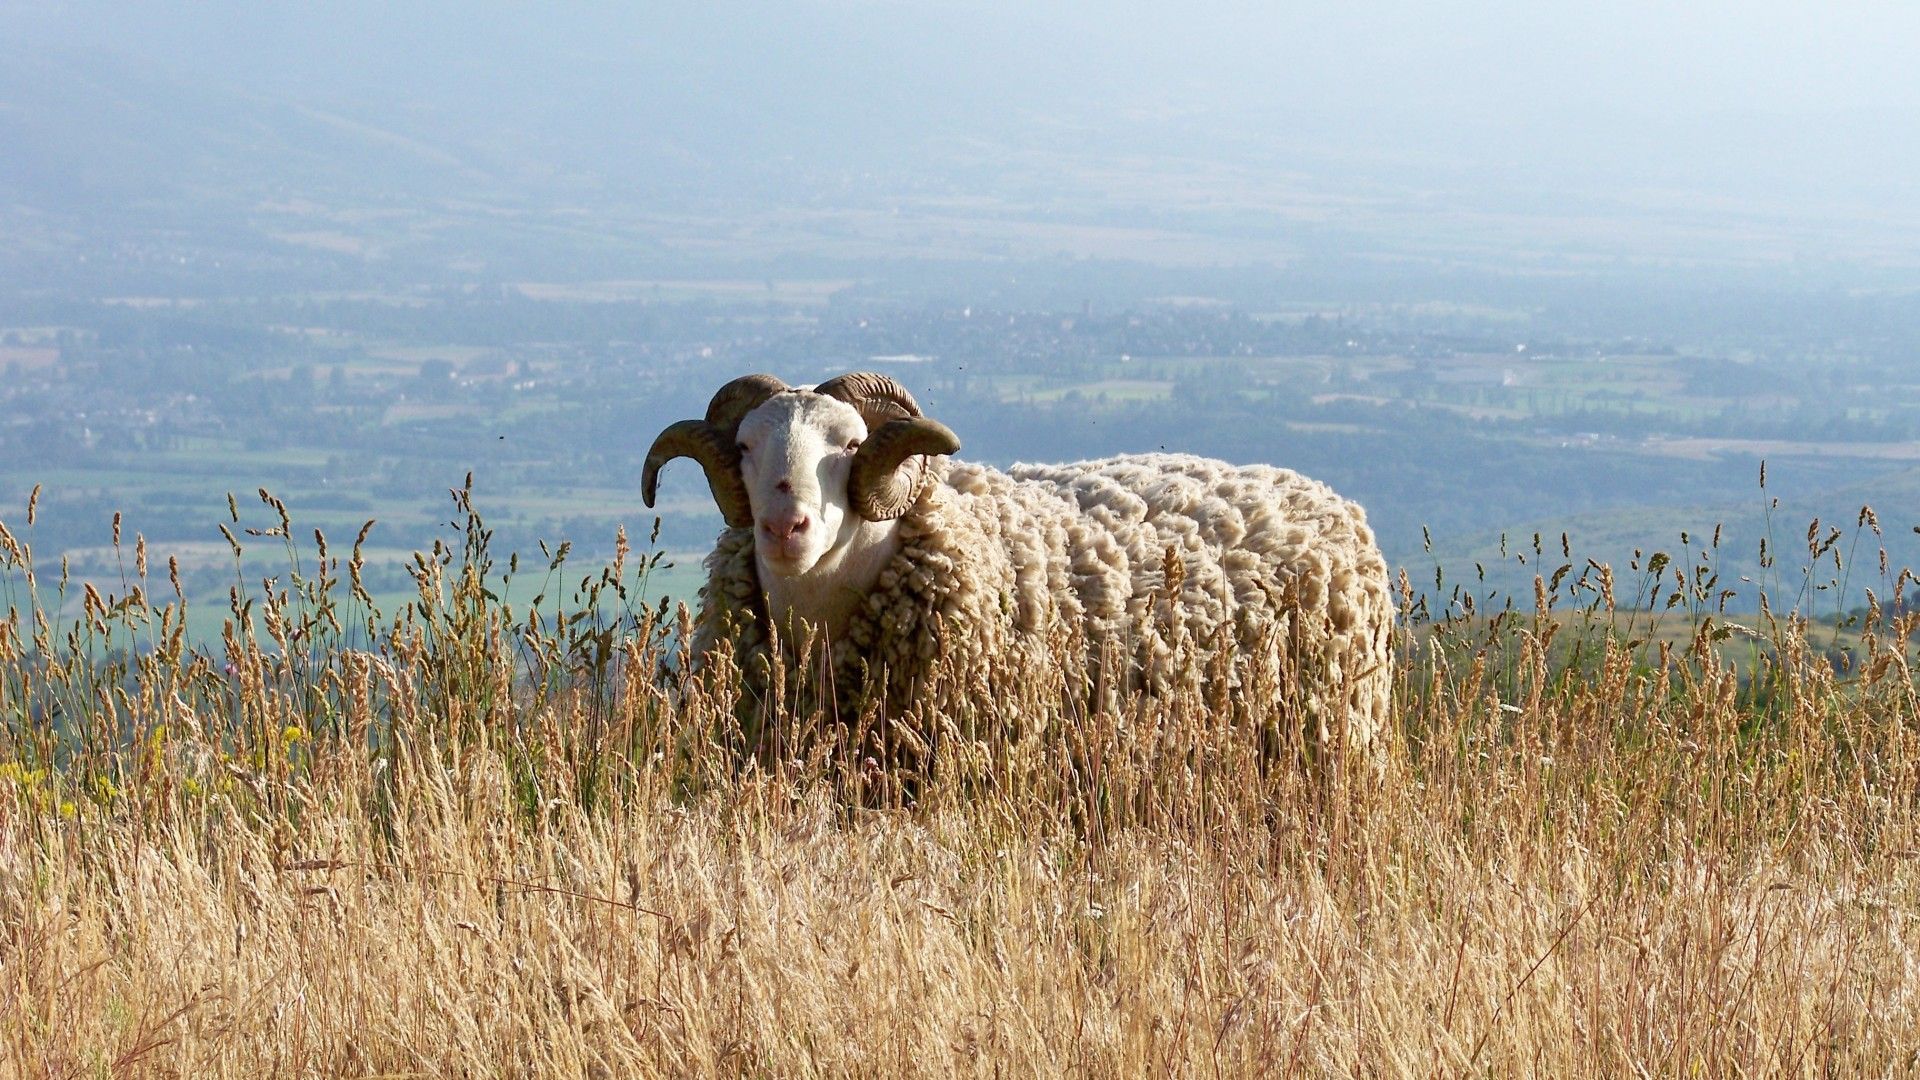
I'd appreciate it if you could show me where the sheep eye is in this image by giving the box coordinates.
[736,442,750,455]
[845,439,862,452]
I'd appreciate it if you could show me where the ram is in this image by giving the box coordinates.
[643,372,1394,768]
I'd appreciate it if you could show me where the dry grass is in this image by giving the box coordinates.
[3,483,1920,1077]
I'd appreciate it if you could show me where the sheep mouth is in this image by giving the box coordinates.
[756,542,821,576]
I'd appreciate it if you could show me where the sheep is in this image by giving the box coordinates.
[642,371,1395,771]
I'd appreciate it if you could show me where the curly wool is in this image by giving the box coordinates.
[692,453,1394,754]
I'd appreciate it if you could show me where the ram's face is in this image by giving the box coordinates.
[735,392,870,577]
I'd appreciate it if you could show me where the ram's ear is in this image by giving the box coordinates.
[847,418,960,521]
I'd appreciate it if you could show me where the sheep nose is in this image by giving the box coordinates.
[761,512,810,542]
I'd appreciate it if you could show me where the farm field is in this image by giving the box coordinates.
[11,280,1920,633]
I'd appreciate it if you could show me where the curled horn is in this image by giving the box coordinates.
[642,374,789,527]
[849,417,961,520]
[815,371,923,427]
[817,372,961,521]
[705,373,791,435]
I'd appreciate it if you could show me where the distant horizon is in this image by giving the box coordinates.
[4,2,1919,289]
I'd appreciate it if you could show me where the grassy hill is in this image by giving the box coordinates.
[3,499,1918,1075]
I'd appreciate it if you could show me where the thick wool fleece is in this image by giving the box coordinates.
[691,453,1394,755]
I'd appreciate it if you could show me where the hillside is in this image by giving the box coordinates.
[2,496,1917,1074]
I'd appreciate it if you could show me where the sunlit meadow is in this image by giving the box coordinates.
[2,477,1918,1077]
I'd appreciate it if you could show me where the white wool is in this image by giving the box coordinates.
[692,453,1394,760]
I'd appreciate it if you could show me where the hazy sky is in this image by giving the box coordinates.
[1060,1,1920,115]
[15,0,1920,119]
[6,1,1917,270]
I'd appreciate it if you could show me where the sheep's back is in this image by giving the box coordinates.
[988,453,1395,746]
[701,452,1394,758]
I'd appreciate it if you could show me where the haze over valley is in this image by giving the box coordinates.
[5,0,1919,619]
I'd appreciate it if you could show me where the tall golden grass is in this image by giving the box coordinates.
[2,481,1918,1077]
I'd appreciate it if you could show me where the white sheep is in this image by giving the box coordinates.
[642,372,1394,768]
